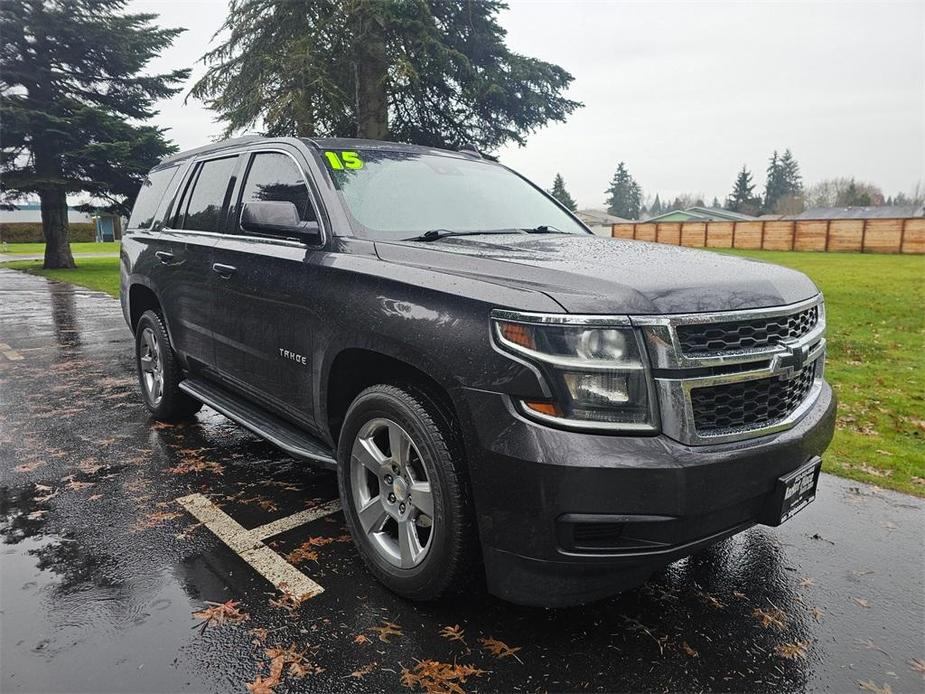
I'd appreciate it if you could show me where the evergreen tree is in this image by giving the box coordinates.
[763,150,784,214]
[605,162,642,219]
[190,0,582,150]
[549,173,577,211]
[726,165,762,215]
[650,194,662,215]
[764,149,803,214]
[711,196,720,209]
[780,149,803,195]
[1,1,188,269]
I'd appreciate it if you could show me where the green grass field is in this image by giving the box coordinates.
[3,249,923,496]
[0,241,121,255]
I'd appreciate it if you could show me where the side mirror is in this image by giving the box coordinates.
[240,201,321,244]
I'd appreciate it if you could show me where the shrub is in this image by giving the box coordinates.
[0,222,97,243]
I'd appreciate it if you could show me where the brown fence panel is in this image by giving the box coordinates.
[656,223,681,245]
[828,220,864,252]
[863,219,903,254]
[733,221,763,249]
[902,219,925,254]
[705,222,734,247]
[612,223,635,239]
[794,221,828,251]
[763,221,795,250]
[680,222,706,247]
[634,224,656,242]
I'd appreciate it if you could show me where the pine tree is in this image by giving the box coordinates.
[764,149,803,214]
[711,196,720,209]
[780,149,803,195]
[605,163,642,219]
[1,1,188,269]
[190,0,582,150]
[726,165,761,215]
[651,194,662,215]
[549,173,577,211]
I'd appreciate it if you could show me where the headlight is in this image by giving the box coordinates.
[492,311,659,432]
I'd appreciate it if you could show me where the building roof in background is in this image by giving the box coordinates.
[642,207,757,223]
[783,205,925,220]
[576,209,629,225]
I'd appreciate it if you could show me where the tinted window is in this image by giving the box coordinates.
[128,166,179,230]
[239,152,315,226]
[314,149,588,241]
[181,157,238,232]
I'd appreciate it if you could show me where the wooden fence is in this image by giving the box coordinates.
[612,217,925,254]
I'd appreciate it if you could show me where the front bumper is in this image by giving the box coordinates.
[456,382,837,606]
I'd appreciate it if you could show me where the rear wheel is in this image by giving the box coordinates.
[337,384,478,600]
[134,310,202,421]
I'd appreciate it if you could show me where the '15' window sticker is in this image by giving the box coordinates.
[324,151,364,170]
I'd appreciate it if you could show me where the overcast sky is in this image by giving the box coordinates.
[132,0,924,210]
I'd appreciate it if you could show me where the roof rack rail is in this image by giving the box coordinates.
[458,143,498,162]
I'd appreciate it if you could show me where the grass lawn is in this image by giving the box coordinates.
[0,241,121,255]
[3,249,923,496]
[3,256,121,297]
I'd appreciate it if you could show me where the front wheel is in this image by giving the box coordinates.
[134,310,202,421]
[337,384,479,600]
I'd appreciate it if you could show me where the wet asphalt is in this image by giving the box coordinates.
[0,267,923,694]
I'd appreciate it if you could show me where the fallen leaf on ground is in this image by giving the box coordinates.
[440,624,467,644]
[753,608,787,631]
[66,479,94,491]
[192,599,249,633]
[167,457,223,476]
[400,660,486,693]
[245,674,278,694]
[810,606,824,622]
[250,627,269,644]
[15,460,45,473]
[852,597,872,609]
[479,636,523,662]
[135,510,182,530]
[798,577,815,588]
[353,633,370,645]
[349,662,376,680]
[858,639,890,657]
[370,621,403,643]
[858,680,892,694]
[682,641,699,657]
[269,590,308,612]
[908,658,925,675]
[776,641,810,660]
[700,593,724,609]
[88,494,103,501]
[265,643,319,678]
[286,543,319,564]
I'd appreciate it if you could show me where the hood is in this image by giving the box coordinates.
[375,234,819,314]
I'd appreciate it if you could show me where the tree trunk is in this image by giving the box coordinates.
[354,4,389,140]
[40,187,76,269]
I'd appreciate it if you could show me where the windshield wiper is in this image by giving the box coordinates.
[406,229,520,242]
[521,225,564,234]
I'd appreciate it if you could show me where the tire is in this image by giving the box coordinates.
[134,310,202,421]
[337,384,479,601]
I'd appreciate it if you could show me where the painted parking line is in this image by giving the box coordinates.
[176,493,341,600]
[0,343,23,361]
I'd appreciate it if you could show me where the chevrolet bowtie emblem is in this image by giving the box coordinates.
[771,343,810,379]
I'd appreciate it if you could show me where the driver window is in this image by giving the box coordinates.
[239,152,317,231]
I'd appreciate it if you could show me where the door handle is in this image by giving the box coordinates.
[212,263,236,278]
[154,250,175,264]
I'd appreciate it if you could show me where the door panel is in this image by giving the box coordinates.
[211,150,324,426]
[152,155,239,371]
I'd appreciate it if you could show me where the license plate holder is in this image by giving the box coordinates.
[760,456,822,526]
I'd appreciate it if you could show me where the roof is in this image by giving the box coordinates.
[576,209,629,225]
[642,207,757,223]
[783,205,925,220]
[157,135,472,170]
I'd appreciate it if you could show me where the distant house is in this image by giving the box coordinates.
[783,205,925,220]
[0,200,92,225]
[576,209,629,236]
[641,207,757,223]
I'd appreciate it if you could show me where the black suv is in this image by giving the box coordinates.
[120,137,836,606]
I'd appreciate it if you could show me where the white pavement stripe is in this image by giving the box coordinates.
[0,343,23,360]
[249,499,342,541]
[176,493,336,600]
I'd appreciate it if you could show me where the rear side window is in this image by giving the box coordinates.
[128,166,179,231]
[238,152,316,227]
[180,156,238,232]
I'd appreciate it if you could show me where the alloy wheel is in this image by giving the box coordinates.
[139,327,164,406]
[349,417,435,568]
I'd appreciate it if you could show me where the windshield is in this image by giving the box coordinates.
[313,148,590,240]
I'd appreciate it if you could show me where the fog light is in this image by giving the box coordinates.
[563,372,630,405]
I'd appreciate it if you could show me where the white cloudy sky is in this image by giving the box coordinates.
[132,0,924,209]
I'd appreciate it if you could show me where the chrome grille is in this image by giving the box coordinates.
[677,305,819,355]
[632,295,827,445]
[690,360,818,434]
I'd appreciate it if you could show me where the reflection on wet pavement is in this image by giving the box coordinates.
[1,269,923,693]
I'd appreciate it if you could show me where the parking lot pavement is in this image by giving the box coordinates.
[1,268,923,694]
